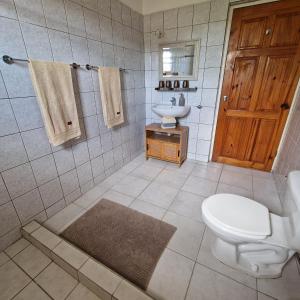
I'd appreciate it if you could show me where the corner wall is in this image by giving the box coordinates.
[0,0,145,250]
[273,89,300,203]
[144,0,230,162]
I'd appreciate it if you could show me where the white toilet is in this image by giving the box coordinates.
[201,170,300,278]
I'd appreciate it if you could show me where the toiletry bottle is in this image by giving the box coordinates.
[179,93,185,106]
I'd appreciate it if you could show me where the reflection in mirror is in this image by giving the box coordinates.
[160,40,200,80]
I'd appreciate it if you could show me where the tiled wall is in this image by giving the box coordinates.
[0,0,145,250]
[144,0,229,161]
[273,89,300,207]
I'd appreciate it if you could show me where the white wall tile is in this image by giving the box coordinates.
[0,0,17,19]
[65,0,86,37]
[193,2,210,25]
[31,154,58,186]
[0,202,20,237]
[0,134,28,172]
[39,178,63,208]
[15,0,46,26]
[21,128,52,160]
[164,8,178,29]
[178,5,194,27]
[0,100,18,137]
[207,21,226,46]
[42,0,68,32]
[13,188,44,223]
[2,163,36,199]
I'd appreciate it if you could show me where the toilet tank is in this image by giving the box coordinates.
[284,171,300,250]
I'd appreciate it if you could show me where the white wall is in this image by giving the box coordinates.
[120,0,208,15]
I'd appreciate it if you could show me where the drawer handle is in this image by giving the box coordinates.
[178,150,180,157]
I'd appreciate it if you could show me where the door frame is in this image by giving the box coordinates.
[209,0,300,170]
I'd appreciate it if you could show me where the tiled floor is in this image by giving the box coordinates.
[0,238,102,300]
[3,154,300,300]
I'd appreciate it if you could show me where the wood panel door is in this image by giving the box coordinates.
[212,0,300,171]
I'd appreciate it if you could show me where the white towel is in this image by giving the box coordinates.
[98,67,124,128]
[29,59,81,146]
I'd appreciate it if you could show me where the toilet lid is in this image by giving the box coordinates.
[202,194,271,237]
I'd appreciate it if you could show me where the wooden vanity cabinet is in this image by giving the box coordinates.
[145,123,188,166]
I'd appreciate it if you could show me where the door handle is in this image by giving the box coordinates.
[280,103,290,110]
[265,28,272,35]
[223,96,228,102]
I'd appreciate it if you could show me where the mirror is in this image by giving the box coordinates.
[159,40,200,80]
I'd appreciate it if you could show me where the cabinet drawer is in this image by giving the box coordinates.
[162,143,180,161]
[147,139,162,157]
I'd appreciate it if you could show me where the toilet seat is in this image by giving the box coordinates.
[202,194,271,239]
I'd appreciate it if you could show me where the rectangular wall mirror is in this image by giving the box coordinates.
[159,40,200,80]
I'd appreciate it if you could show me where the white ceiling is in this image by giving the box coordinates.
[120,0,207,15]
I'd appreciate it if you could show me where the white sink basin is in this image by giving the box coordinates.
[152,104,191,118]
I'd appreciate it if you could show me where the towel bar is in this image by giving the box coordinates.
[2,55,126,72]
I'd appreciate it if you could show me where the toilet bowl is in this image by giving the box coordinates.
[201,170,300,278]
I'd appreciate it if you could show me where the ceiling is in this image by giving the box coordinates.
[120,0,207,15]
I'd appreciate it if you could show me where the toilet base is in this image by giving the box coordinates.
[211,236,295,278]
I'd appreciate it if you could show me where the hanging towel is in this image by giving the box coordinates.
[98,67,124,128]
[28,59,81,146]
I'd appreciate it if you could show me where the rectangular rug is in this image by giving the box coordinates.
[60,199,176,290]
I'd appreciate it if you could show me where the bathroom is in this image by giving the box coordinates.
[0,0,300,299]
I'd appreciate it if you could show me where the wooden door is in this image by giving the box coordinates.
[212,0,300,171]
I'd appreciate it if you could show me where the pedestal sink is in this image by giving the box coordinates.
[152,104,191,118]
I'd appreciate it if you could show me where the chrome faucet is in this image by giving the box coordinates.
[170,97,176,106]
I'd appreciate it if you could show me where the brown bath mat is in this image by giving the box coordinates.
[61,199,176,290]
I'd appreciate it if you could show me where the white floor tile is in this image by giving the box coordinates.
[0,260,31,299]
[36,262,78,300]
[169,191,205,222]
[191,164,222,182]
[14,281,51,300]
[130,199,166,220]
[223,165,253,175]
[182,176,217,197]
[147,249,194,300]
[102,190,135,206]
[257,257,300,300]
[66,283,101,300]
[165,160,196,175]
[163,212,205,260]
[220,170,252,191]
[216,183,253,198]
[0,252,9,267]
[112,175,150,197]
[5,238,30,258]
[186,263,257,300]
[13,244,51,278]
[154,169,188,189]
[130,164,163,180]
[197,228,257,289]
[138,181,179,209]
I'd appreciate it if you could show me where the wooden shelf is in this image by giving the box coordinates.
[155,87,198,92]
[145,123,189,166]
[147,132,180,144]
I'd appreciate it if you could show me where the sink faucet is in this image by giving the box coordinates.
[170,97,176,106]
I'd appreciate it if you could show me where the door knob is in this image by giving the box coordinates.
[280,103,290,110]
[223,95,228,102]
[265,28,272,35]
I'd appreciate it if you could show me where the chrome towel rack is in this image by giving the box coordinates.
[2,55,126,72]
